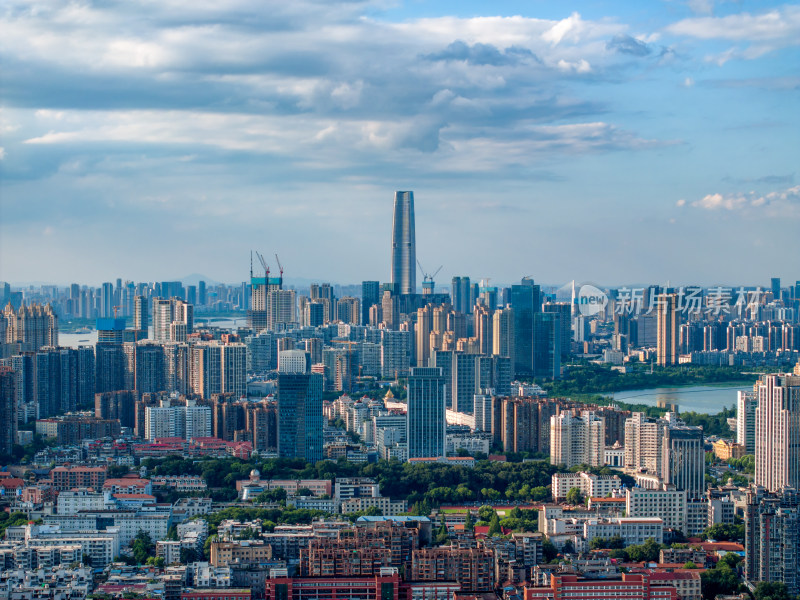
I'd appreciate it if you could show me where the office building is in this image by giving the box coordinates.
[279,349,310,374]
[532,312,560,380]
[277,372,323,462]
[133,295,148,336]
[662,423,705,499]
[0,367,16,455]
[361,281,380,326]
[407,367,446,458]
[510,279,540,375]
[543,302,572,358]
[391,191,416,295]
[451,276,471,315]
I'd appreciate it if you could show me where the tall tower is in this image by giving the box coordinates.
[391,191,416,295]
[657,292,680,366]
[754,372,800,492]
[407,367,445,458]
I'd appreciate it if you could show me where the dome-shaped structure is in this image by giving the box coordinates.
[250,469,260,481]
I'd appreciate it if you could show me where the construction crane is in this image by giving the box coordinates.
[417,260,442,295]
[256,252,270,278]
[274,254,284,278]
[112,305,121,318]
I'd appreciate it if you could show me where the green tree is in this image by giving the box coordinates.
[464,511,474,531]
[487,513,502,536]
[107,465,130,478]
[130,531,154,565]
[702,523,744,542]
[542,538,558,563]
[627,538,661,563]
[700,562,741,599]
[145,556,165,568]
[478,505,496,523]
[754,581,791,600]
[434,517,449,545]
[565,487,584,506]
[683,561,697,569]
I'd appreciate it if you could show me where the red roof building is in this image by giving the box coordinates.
[525,573,679,600]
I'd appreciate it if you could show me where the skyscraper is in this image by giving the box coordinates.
[361,281,380,326]
[407,367,446,458]
[510,279,540,376]
[0,367,16,456]
[277,372,323,463]
[391,191,416,295]
[754,372,800,492]
[532,312,561,380]
[662,423,705,499]
[657,292,680,366]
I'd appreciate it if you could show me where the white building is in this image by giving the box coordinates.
[625,487,687,532]
[584,517,664,546]
[550,411,605,468]
[552,472,622,501]
[278,349,309,374]
[56,490,111,514]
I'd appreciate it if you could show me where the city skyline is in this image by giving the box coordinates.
[1,1,799,285]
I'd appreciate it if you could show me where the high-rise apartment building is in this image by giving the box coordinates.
[754,372,800,492]
[737,389,757,453]
[152,297,193,342]
[391,191,416,295]
[745,486,800,595]
[277,372,323,462]
[415,305,433,367]
[2,303,58,356]
[133,295,148,336]
[407,367,445,458]
[381,329,411,379]
[550,411,605,468]
[492,306,514,369]
[657,292,681,366]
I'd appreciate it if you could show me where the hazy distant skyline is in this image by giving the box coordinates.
[1,0,798,286]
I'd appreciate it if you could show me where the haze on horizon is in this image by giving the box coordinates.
[1,0,798,287]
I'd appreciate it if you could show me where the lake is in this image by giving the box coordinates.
[611,384,752,414]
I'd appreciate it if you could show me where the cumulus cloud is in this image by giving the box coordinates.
[690,185,800,216]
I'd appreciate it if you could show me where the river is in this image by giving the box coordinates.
[58,316,247,349]
[611,384,751,414]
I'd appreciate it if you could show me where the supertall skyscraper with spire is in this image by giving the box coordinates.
[391,191,416,295]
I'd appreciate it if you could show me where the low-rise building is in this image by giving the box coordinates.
[551,472,622,501]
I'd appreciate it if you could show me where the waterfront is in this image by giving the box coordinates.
[612,384,751,414]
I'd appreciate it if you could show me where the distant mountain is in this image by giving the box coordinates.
[177,273,222,287]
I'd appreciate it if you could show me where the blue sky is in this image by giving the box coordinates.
[1,0,798,287]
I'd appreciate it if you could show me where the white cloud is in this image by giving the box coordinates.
[690,185,800,216]
[666,5,800,61]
